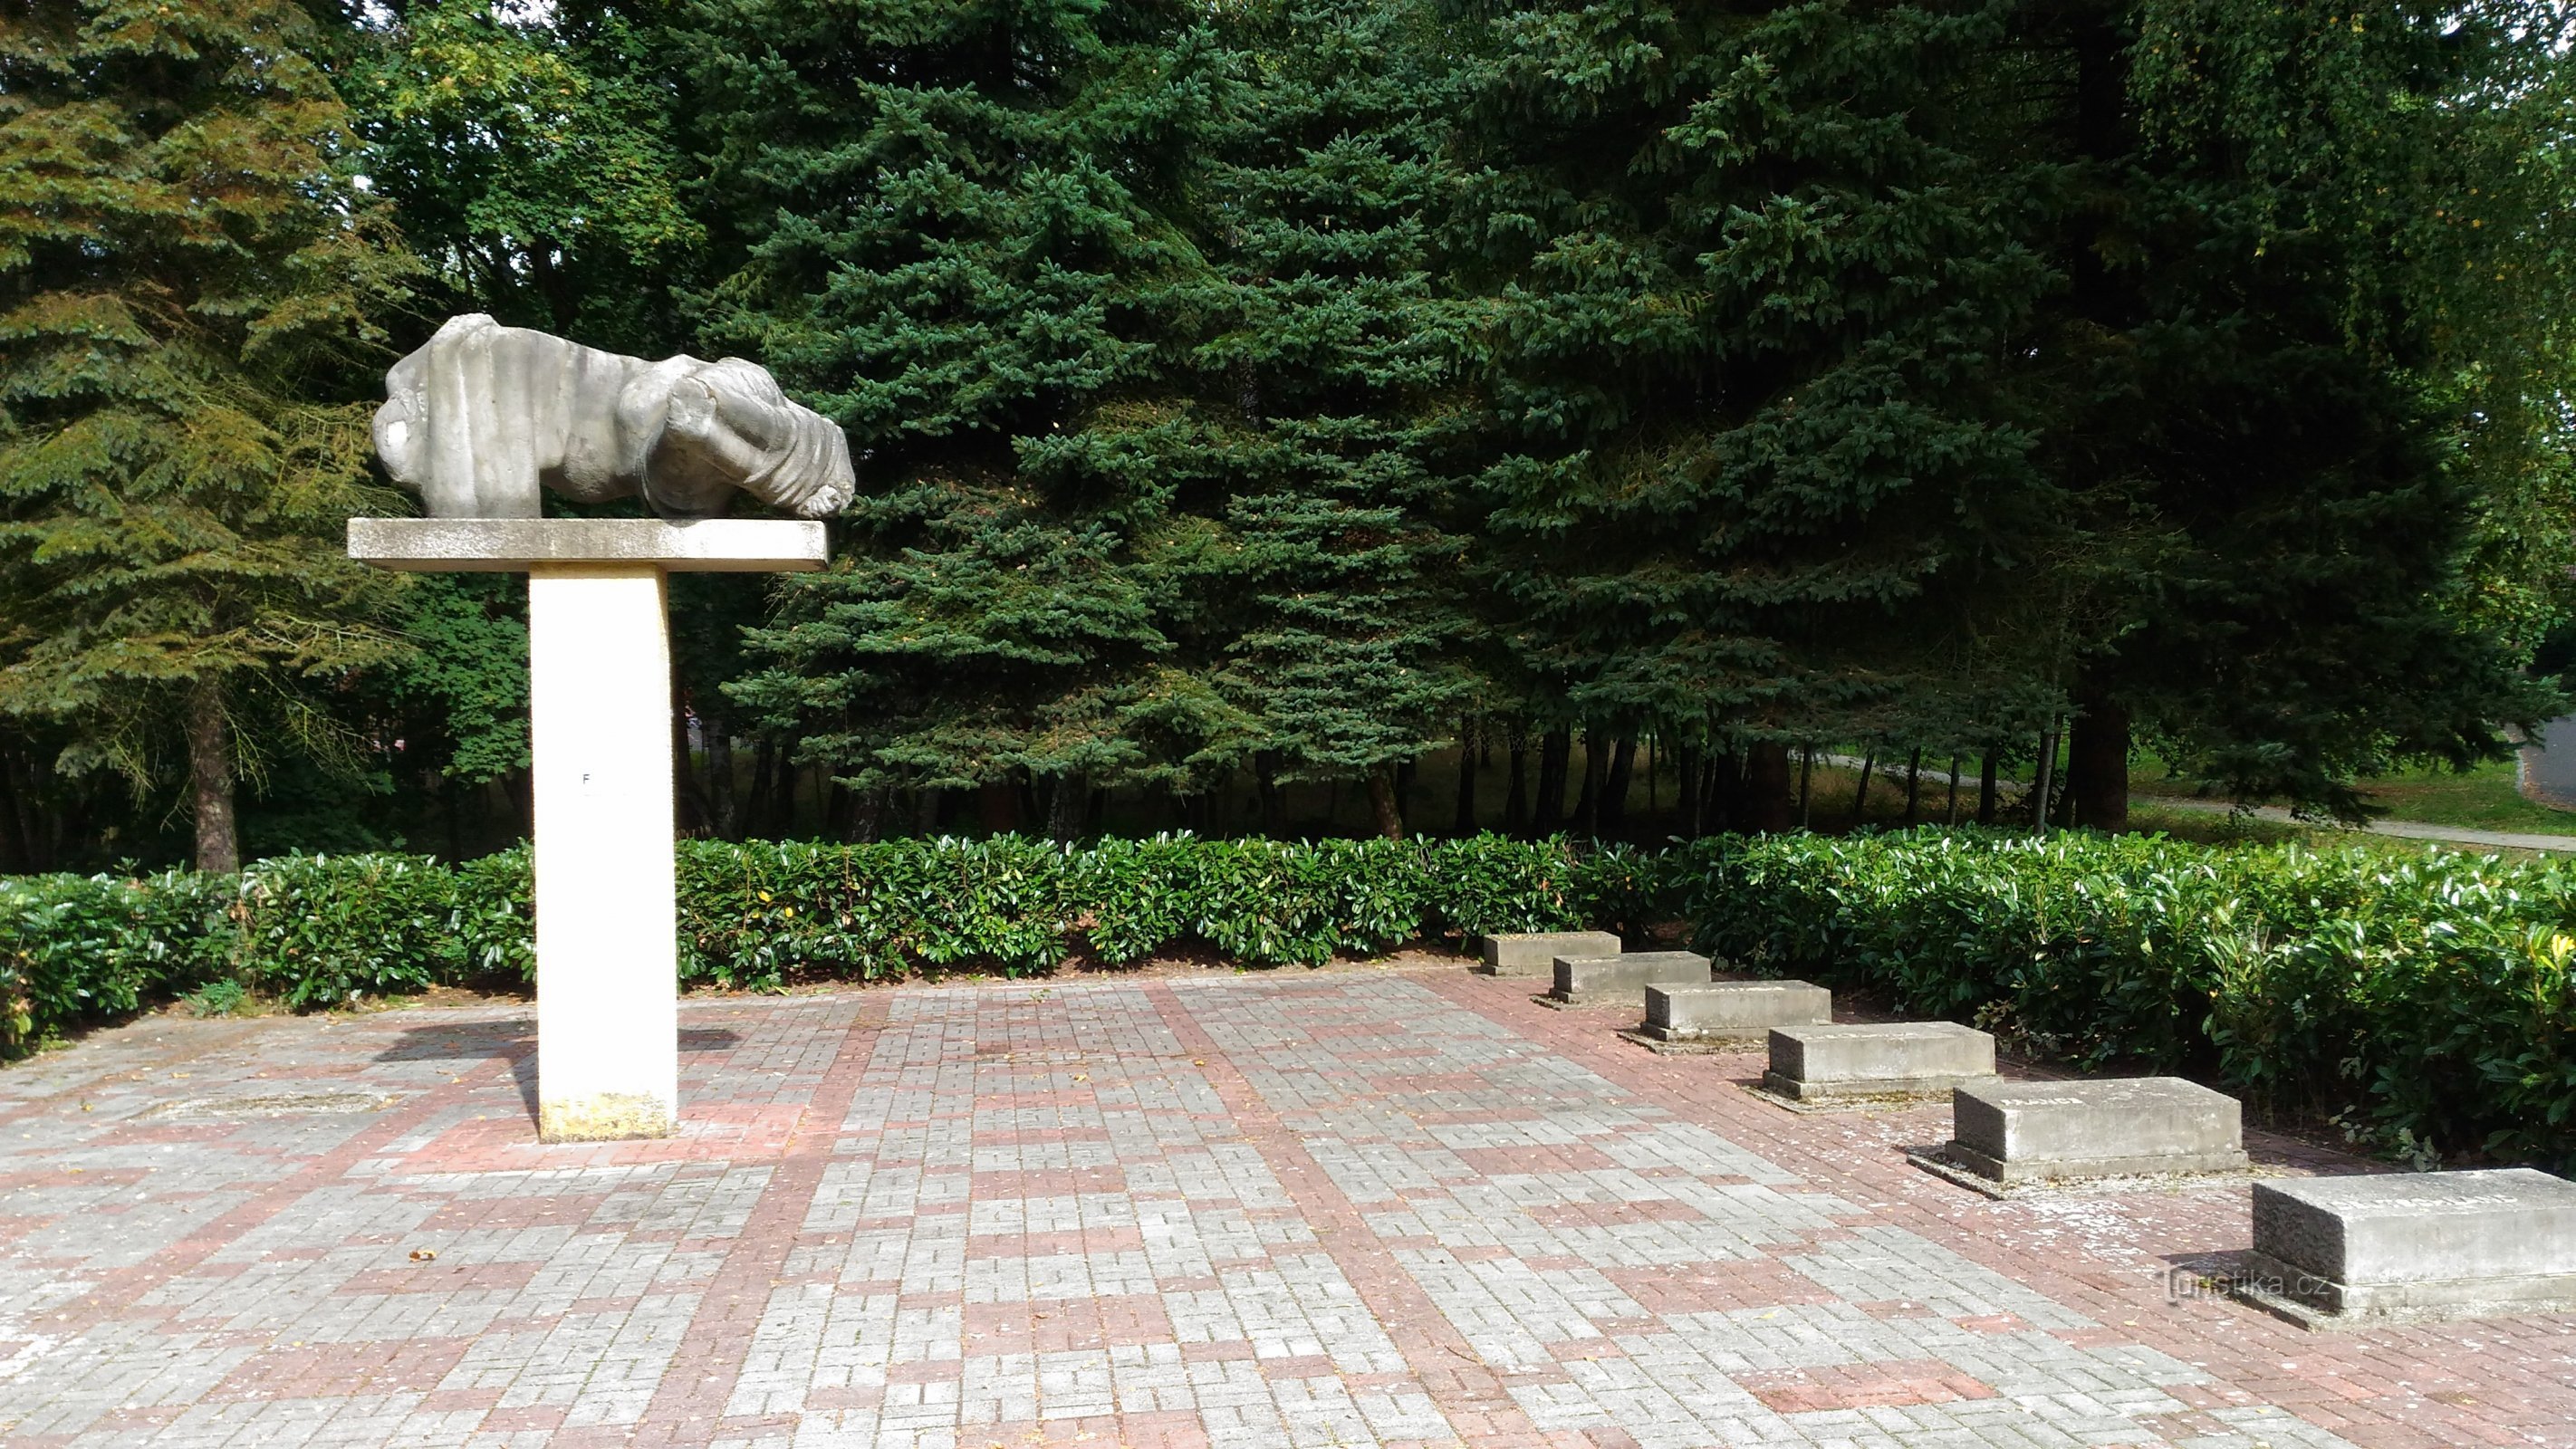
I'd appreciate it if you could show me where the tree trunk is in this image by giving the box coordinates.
[1797,745,1813,829]
[1533,727,1570,832]
[2067,686,2130,832]
[2031,724,2061,832]
[1572,732,1604,834]
[1850,752,1877,827]
[1902,748,1923,825]
[1602,736,1637,830]
[676,696,714,837]
[186,679,240,872]
[1367,768,1405,840]
[747,739,776,840]
[1504,732,1529,833]
[1946,754,1963,825]
[1254,753,1283,834]
[1745,741,1795,833]
[706,721,737,840]
[1977,753,1998,824]
[1046,771,1088,841]
[1676,745,1702,838]
[978,781,1020,834]
[0,740,28,874]
[1708,749,1739,832]
[1452,718,1478,835]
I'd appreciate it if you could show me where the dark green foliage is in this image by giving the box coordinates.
[697,0,1245,808]
[235,854,463,1009]
[0,868,232,1052]
[1680,830,2576,1166]
[1447,0,2063,760]
[0,0,416,872]
[671,833,1645,984]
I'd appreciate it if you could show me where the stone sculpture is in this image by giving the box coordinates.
[372,313,854,521]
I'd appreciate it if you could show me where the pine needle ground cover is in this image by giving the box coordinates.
[9,830,2576,1166]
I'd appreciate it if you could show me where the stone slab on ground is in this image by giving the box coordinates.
[1641,980,1831,1042]
[4,973,2571,1449]
[1764,1020,1997,1102]
[1478,929,1621,977]
[1550,950,1713,1005]
[2242,1167,2576,1324]
[1946,1077,2247,1184]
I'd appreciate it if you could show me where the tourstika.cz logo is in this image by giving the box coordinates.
[2165,1261,2325,1304]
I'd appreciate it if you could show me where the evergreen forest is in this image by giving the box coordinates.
[7,0,2576,870]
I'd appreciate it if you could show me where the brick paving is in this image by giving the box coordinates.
[2,964,2572,1447]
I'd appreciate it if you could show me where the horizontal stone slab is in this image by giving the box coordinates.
[1478,931,1622,978]
[1947,1077,2245,1184]
[1641,981,1831,1042]
[1550,951,1711,1006]
[349,516,829,572]
[2247,1168,2576,1319]
[1764,1021,1996,1101]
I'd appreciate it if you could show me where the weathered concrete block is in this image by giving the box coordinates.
[1764,1022,1996,1101]
[2245,1169,2576,1320]
[1478,931,1622,978]
[1642,981,1831,1042]
[1946,1077,2245,1183]
[1550,952,1712,1006]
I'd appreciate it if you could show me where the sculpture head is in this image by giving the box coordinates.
[373,314,855,521]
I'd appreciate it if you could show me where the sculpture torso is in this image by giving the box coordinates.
[372,314,854,521]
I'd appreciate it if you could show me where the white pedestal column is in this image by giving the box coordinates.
[349,517,825,1143]
[528,563,679,1140]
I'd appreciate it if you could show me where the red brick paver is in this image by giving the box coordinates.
[0,967,2569,1447]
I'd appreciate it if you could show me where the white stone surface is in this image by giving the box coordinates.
[348,516,826,572]
[1479,932,1622,977]
[373,313,853,519]
[528,564,679,1139]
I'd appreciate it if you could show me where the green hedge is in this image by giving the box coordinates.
[1,834,1645,1049]
[1676,830,2576,1166]
[11,827,2576,1166]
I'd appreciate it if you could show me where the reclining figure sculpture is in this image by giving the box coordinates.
[372,313,854,520]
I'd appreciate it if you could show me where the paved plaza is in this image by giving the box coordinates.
[2,964,2572,1448]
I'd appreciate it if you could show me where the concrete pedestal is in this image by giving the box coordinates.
[1763,1022,1997,1102]
[2244,1169,2576,1322]
[350,517,824,1142]
[1640,981,1831,1043]
[1479,931,1621,978]
[528,565,678,1140]
[1947,1077,2246,1184]
[1550,951,1711,1006]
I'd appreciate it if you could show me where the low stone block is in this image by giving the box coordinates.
[1550,952,1712,1006]
[2244,1168,2576,1320]
[1946,1077,2245,1183]
[1642,981,1831,1042]
[1478,931,1621,978]
[1764,1022,1995,1101]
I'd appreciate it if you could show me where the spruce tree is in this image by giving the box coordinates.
[688,1,1249,832]
[1193,0,1479,837]
[1447,1,2062,825]
[0,0,413,869]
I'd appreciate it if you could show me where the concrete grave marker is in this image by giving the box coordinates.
[1943,1077,2247,1184]
[1635,980,1831,1044]
[2238,1168,2576,1324]
[1762,1021,1997,1103]
[353,317,847,1142]
[1549,951,1712,1006]
[1478,931,1621,978]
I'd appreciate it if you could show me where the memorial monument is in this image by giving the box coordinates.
[351,314,851,1141]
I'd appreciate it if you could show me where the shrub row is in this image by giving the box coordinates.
[10,828,2576,1166]
[1676,830,2576,1166]
[1,834,1646,1047]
